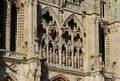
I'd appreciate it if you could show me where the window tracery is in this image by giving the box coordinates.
[38,7,84,70]
[42,11,53,24]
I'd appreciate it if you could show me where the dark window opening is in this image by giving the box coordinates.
[99,23,105,63]
[100,1,105,18]
[37,23,46,40]
[62,44,66,53]
[0,0,6,49]
[68,19,77,30]
[49,29,57,40]
[74,47,77,55]
[62,31,71,43]
[49,41,53,51]
[10,3,17,51]
[42,11,53,24]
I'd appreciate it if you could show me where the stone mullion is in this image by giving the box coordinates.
[59,35,62,66]
[71,34,74,68]
[31,1,38,57]
[46,36,49,63]
[66,45,68,67]
[53,42,55,64]
[77,48,80,69]
[5,2,11,50]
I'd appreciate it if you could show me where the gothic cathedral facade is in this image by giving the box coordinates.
[0,0,120,81]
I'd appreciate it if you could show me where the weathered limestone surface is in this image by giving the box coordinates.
[0,0,120,81]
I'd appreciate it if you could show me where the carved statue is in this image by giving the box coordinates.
[68,55,72,66]
[55,51,59,64]
[79,54,83,68]
[34,39,39,53]
[90,55,95,70]
[62,51,66,66]
[74,51,78,68]
[67,47,72,66]
[49,48,53,63]
[53,52,56,64]
[42,45,47,59]
[23,41,28,55]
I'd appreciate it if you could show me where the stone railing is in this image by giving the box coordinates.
[48,66,85,76]
[48,62,83,72]
[40,0,82,12]
[40,0,60,6]
[0,49,26,59]
[63,1,81,12]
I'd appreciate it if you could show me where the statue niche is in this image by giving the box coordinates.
[41,39,47,59]
[48,41,53,63]
[79,49,83,68]
[67,47,72,67]
[74,47,78,68]
[55,45,59,64]
[62,44,66,66]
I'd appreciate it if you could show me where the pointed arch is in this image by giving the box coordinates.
[62,14,84,37]
[42,6,60,27]
[50,74,69,81]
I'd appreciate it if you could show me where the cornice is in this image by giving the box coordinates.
[101,20,119,36]
[48,66,86,76]
[0,57,40,64]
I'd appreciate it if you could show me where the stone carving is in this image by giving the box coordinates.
[55,51,59,64]
[42,45,47,59]
[74,51,78,68]
[67,47,72,66]
[49,48,53,63]
[90,55,95,70]
[62,51,66,66]
[23,41,28,55]
[79,54,83,68]
[34,39,39,53]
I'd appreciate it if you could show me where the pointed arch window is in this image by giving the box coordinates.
[10,3,17,51]
[0,0,6,49]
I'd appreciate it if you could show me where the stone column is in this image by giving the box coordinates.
[59,37,62,66]
[84,14,99,72]
[6,1,11,50]
[25,0,38,57]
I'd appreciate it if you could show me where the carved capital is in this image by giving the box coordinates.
[103,27,110,36]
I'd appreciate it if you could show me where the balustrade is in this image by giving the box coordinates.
[0,49,26,59]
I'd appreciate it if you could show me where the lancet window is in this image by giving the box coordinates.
[61,17,84,69]
[38,9,59,64]
[0,0,6,49]
[10,3,17,51]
